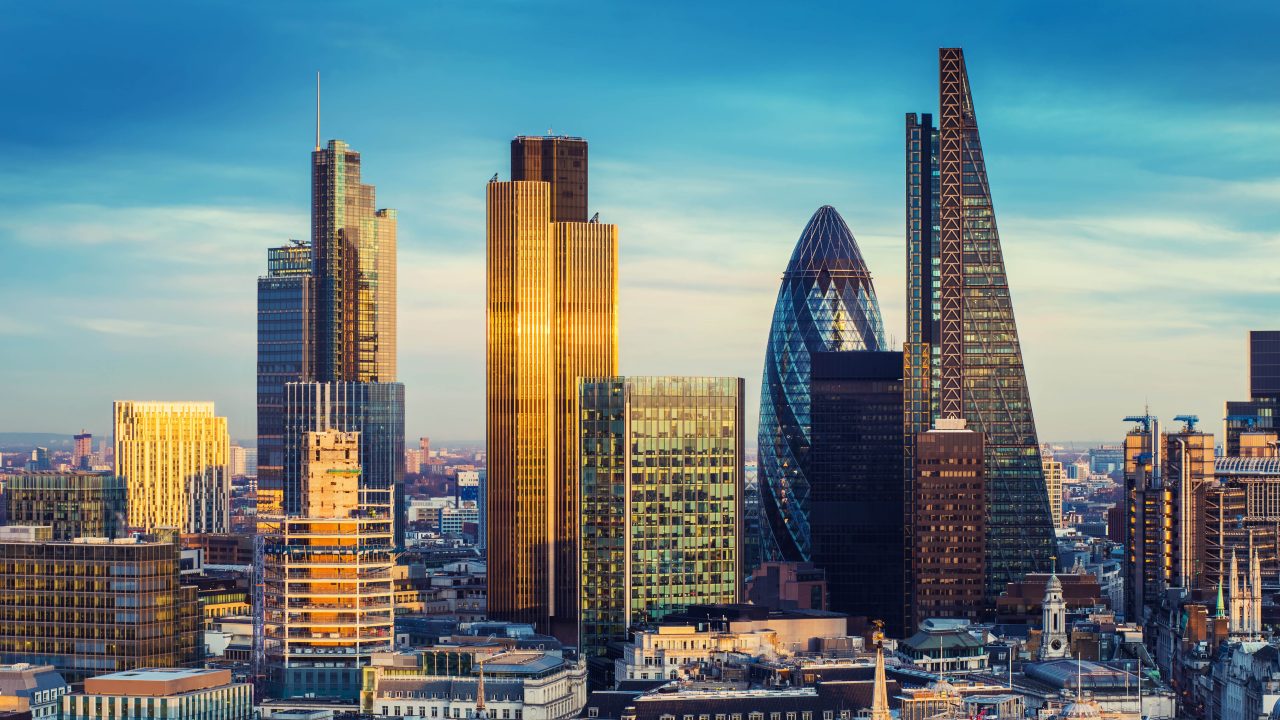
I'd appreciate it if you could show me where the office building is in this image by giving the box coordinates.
[283,381,405,546]
[261,430,394,700]
[72,432,93,470]
[113,401,229,534]
[510,135,588,222]
[361,647,586,720]
[0,527,201,682]
[486,167,618,640]
[310,140,397,384]
[578,376,744,684]
[63,668,251,720]
[905,48,1054,600]
[256,241,313,517]
[24,449,50,473]
[758,205,887,565]
[1042,449,1065,529]
[807,350,905,635]
[0,664,69,720]
[1120,415,1215,622]
[911,420,986,625]
[1224,331,1280,455]
[3,471,127,541]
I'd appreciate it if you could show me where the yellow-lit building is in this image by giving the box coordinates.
[1042,448,1065,529]
[485,176,617,641]
[261,430,393,701]
[113,401,230,534]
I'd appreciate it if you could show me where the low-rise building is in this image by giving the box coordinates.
[0,664,69,720]
[897,619,988,675]
[63,668,251,720]
[362,648,586,720]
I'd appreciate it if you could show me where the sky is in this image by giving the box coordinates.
[2,1,1279,447]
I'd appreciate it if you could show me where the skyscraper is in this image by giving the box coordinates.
[758,205,887,564]
[1224,331,1280,455]
[256,241,312,517]
[486,153,618,640]
[808,350,905,635]
[906,48,1054,600]
[310,140,397,384]
[578,376,744,685]
[511,135,588,223]
[73,431,93,470]
[262,430,393,700]
[114,401,230,534]
[283,381,405,546]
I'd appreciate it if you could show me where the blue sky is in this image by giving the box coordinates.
[3,1,1279,446]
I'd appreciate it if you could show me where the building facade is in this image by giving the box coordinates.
[807,350,905,635]
[911,421,986,625]
[485,169,618,641]
[361,648,586,720]
[63,668,251,720]
[578,377,744,684]
[261,430,394,701]
[3,471,127,540]
[510,135,588,223]
[1042,450,1065,529]
[758,205,887,565]
[0,664,69,720]
[905,48,1054,603]
[113,401,229,534]
[310,139,397,384]
[256,241,312,518]
[283,381,406,546]
[0,528,201,682]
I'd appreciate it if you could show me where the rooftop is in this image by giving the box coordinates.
[83,668,235,697]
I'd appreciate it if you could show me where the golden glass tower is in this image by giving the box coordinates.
[485,176,617,640]
[311,140,397,384]
[113,401,230,534]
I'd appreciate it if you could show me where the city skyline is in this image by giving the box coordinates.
[4,3,1280,445]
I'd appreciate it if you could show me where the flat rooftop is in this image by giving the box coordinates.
[83,668,234,696]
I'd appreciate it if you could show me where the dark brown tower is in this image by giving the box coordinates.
[912,419,986,627]
[511,135,588,223]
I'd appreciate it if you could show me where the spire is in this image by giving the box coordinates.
[315,71,321,151]
[1217,580,1226,619]
[476,654,487,717]
[871,646,890,720]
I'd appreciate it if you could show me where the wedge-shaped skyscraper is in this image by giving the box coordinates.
[906,48,1054,604]
[759,205,886,563]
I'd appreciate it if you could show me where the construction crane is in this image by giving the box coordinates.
[1173,414,1200,432]
[1123,414,1157,433]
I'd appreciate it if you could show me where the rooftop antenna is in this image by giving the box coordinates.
[315,71,321,151]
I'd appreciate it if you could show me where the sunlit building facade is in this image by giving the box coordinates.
[578,376,744,685]
[310,140,397,384]
[905,48,1054,601]
[758,205,886,564]
[0,527,201,682]
[1042,449,1065,529]
[485,173,618,641]
[261,430,394,701]
[113,401,229,534]
[283,381,405,547]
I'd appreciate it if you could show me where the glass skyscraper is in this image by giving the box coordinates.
[578,376,743,686]
[906,48,1054,601]
[256,242,312,517]
[283,382,406,547]
[758,205,886,564]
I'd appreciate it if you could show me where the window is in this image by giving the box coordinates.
[588,711,599,719]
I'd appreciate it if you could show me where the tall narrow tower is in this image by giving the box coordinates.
[486,145,618,641]
[906,48,1054,602]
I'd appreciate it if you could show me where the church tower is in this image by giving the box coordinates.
[1040,573,1070,659]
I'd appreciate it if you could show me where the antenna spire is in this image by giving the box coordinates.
[315,71,321,151]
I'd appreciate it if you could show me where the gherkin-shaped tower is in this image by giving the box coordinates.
[758,206,887,563]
